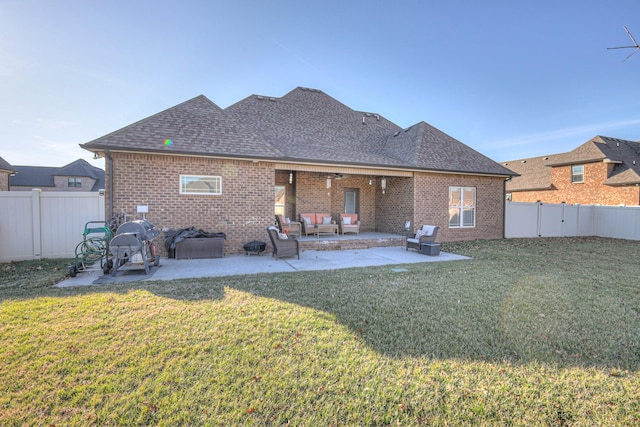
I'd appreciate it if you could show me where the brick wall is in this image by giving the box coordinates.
[53,176,97,191]
[376,176,414,233]
[511,162,640,205]
[412,173,506,241]
[107,153,274,255]
[292,173,379,231]
[0,172,9,191]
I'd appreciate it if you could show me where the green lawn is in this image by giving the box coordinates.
[1,237,639,425]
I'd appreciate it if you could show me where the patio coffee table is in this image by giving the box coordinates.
[315,224,338,237]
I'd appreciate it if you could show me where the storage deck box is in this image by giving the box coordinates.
[420,242,441,256]
[175,237,224,259]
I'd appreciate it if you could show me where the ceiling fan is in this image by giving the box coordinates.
[607,25,640,62]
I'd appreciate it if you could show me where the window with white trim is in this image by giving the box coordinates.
[180,175,222,195]
[449,186,476,228]
[68,177,82,188]
[571,165,584,183]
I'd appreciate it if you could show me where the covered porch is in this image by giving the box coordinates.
[274,165,415,238]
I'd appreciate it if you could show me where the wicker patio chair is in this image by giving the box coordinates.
[267,226,300,259]
[406,225,439,252]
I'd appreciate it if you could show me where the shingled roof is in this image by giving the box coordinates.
[10,159,105,191]
[82,87,514,177]
[81,95,282,159]
[0,156,15,173]
[504,135,640,191]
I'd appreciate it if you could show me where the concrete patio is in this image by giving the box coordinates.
[57,239,469,287]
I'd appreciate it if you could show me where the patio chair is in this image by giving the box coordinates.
[339,213,360,235]
[275,214,301,237]
[267,226,300,259]
[406,225,439,251]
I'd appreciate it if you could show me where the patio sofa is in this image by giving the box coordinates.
[299,213,335,236]
[406,225,439,252]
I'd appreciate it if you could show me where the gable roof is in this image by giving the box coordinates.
[504,135,640,191]
[9,159,105,191]
[82,87,515,177]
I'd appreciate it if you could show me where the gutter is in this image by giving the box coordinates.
[105,149,114,219]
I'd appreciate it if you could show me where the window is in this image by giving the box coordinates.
[274,185,285,216]
[179,175,222,195]
[571,165,584,183]
[449,187,476,228]
[68,177,82,188]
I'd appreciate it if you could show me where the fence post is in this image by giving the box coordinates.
[31,189,42,260]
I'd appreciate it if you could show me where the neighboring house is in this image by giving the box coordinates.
[504,135,640,205]
[80,87,515,254]
[9,159,105,192]
[0,156,16,191]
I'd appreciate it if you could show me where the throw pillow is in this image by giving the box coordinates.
[423,225,435,235]
[278,232,288,240]
[302,216,312,225]
[415,229,427,239]
[322,216,332,225]
[343,216,352,225]
[285,217,291,224]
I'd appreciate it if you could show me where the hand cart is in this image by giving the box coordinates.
[69,221,113,277]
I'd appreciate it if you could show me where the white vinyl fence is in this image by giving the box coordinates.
[505,202,640,240]
[0,190,105,262]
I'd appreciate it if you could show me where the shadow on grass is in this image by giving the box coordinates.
[3,238,640,371]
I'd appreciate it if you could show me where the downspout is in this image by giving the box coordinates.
[503,177,509,239]
[105,149,114,219]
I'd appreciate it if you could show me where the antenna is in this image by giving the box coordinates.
[607,26,640,62]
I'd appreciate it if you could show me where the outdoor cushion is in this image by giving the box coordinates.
[422,225,436,235]
[343,216,351,225]
[322,216,332,225]
[415,229,428,239]
[278,232,288,240]
[302,216,312,225]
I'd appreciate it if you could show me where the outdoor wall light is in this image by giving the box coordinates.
[369,177,373,185]
[326,178,332,189]
[289,172,293,184]
[381,177,387,194]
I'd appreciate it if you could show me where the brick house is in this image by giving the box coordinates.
[504,135,640,205]
[0,156,15,191]
[8,159,105,192]
[81,87,515,254]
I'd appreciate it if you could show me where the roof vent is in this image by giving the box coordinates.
[269,97,276,102]
[393,131,400,137]
[634,160,637,165]
[544,157,549,160]
[617,142,620,147]
[521,160,527,163]
[375,114,380,121]
[362,116,366,125]
[257,96,264,100]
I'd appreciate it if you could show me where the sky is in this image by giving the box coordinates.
[1,0,640,169]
